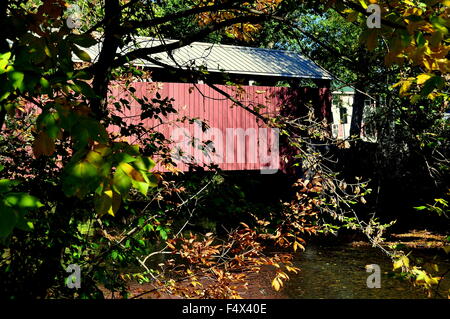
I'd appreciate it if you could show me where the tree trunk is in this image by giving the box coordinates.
[350,83,366,138]
[91,0,121,120]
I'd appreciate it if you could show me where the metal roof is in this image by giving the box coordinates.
[79,37,332,80]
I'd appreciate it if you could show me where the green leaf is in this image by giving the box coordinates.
[415,32,426,48]
[421,76,444,97]
[158,227,168,240]
[37,112,60,139]
[69,34,97,48]
[0,54,11,73]
[147,174,159,188]
[0,179,20,193]
[0,52,11,61]
[0,59,9,74]
[73,70,93,80]
[72,46,92,62]
[62,159,102,197]
[71,117,108,146]
[15,219,34,232]
[86,150,104,167]
[430,16,448,34]
[0,205,17,238]
[72,80,97,98]
[113,163,132,196]
[132,180,149,196]
[69,161,98,180]
[9,71,25,92]
[134,157,156,171]
[39,77,50,90]
[4,193,43,209]
[113,152,137,164]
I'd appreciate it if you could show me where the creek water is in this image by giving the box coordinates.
[282,244,450,299]
[126,240,450,299]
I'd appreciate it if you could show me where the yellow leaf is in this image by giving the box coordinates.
[287,266,301,274]
[423,58,433,71]
[391,81,402,88]
[271,277,281,291]
[118,162,134,175]
[358,0,368,9]
[96,190,121,217]
[400,80,413,96]
[86,150,103,166]
[293,241,305,252]
[417,73,432,85]
[393,259,402,270]
[401,256,410,268]
[119,162,145,182]
[432,263,439,272]
[425,276,441,285]
[393,256,410,270]
[278,272,289,280]
[415,271,427,283]
[191,281,202,287]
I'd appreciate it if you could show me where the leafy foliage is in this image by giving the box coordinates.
[0,0,449,299]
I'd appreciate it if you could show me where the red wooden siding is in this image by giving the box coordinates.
[108,82,331,174]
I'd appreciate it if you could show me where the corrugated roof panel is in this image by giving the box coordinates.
[76,37,331,80]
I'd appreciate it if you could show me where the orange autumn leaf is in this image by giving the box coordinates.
[366,30,378,51]
[32,131,55,158]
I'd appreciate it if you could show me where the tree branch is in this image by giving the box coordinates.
[84,1,247,35]
[110,14,272,69]
[0,0,9,133]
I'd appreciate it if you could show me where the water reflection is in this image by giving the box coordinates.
[284,244,450,299]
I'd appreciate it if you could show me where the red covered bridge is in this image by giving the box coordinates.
[84,38,333,174]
